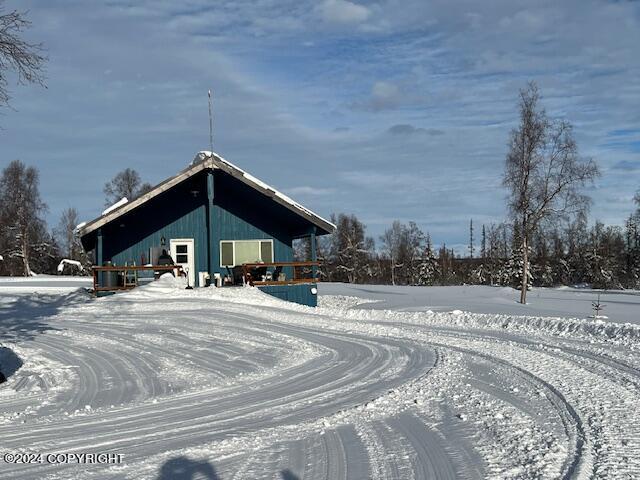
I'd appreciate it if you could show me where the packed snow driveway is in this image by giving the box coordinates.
[1,278,639,479]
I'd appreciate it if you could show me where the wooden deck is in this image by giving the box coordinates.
[92,265,185,294]
[92,261,319,295]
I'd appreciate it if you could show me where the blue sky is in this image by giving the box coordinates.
[2,0,639,251]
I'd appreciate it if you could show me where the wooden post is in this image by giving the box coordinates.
[96,228,103,288]
[207,170,216,279]
[206,171,214,276]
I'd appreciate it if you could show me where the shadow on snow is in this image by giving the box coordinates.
[155,457,303,480]
[0,290,88,343]
[157,457,219,480]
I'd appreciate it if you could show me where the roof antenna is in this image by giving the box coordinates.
[208,89,214,156]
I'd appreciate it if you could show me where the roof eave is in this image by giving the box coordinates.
[77,160,211,238]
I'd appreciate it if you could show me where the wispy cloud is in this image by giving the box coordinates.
[318,0,371,25]
[387,124,445,136]
[608,129,640,137]
[2,0,639,247]
[612,160,640,171]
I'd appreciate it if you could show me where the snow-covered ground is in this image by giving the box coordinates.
[321,283,640,325]
[1,277,639,479]
[0,275,91,294]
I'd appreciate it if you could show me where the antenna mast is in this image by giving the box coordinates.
[208,89,214,154]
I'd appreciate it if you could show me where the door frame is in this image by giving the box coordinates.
[169,238,196,286]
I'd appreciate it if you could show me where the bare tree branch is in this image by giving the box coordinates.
[0,2,46,108]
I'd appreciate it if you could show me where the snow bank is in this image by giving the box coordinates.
[318,295,380,310]
[318,298,640,346]
[129,279,640,345]
[0,275,90,283]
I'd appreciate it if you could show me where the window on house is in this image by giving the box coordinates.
[175,244,189,263]
[220,239,274,267]
[221,242,234,267]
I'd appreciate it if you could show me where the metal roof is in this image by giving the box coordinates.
[77,151,336,238]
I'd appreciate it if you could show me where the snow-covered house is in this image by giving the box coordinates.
[77,152,335,306]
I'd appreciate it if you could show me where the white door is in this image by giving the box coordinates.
[170,238,195,286]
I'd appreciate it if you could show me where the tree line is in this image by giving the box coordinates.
[309,202,640,290]
[0,161,153,276]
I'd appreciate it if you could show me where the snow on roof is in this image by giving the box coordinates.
[102,197,128,216]
[198,151,335,230]
[74,222,87,233]
[77,151,335,238]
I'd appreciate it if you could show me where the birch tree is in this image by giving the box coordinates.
[103,168,152,206]
[330,213,373,283]
[503,82,599,303]
[55,207,83,260]
[0,160,48,275]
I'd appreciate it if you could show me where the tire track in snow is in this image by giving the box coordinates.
[0,306,437,479]
[375,319,640,478]
[4,284,640,479]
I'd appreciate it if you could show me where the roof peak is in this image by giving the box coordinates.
[77,151,335,238]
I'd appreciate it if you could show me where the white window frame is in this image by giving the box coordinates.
[219,239,274,267]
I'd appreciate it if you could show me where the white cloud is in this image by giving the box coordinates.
[285,186,335,196]
[351,81,427,112]
[372,81,400,102]
[319,0,371,25]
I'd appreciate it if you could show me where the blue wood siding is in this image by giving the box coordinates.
[258,283,318,307]
[101,174,209,276]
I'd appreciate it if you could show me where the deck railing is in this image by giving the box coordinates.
[92,261,317,293]
[92,265,185,293]
[241,261,319,286]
